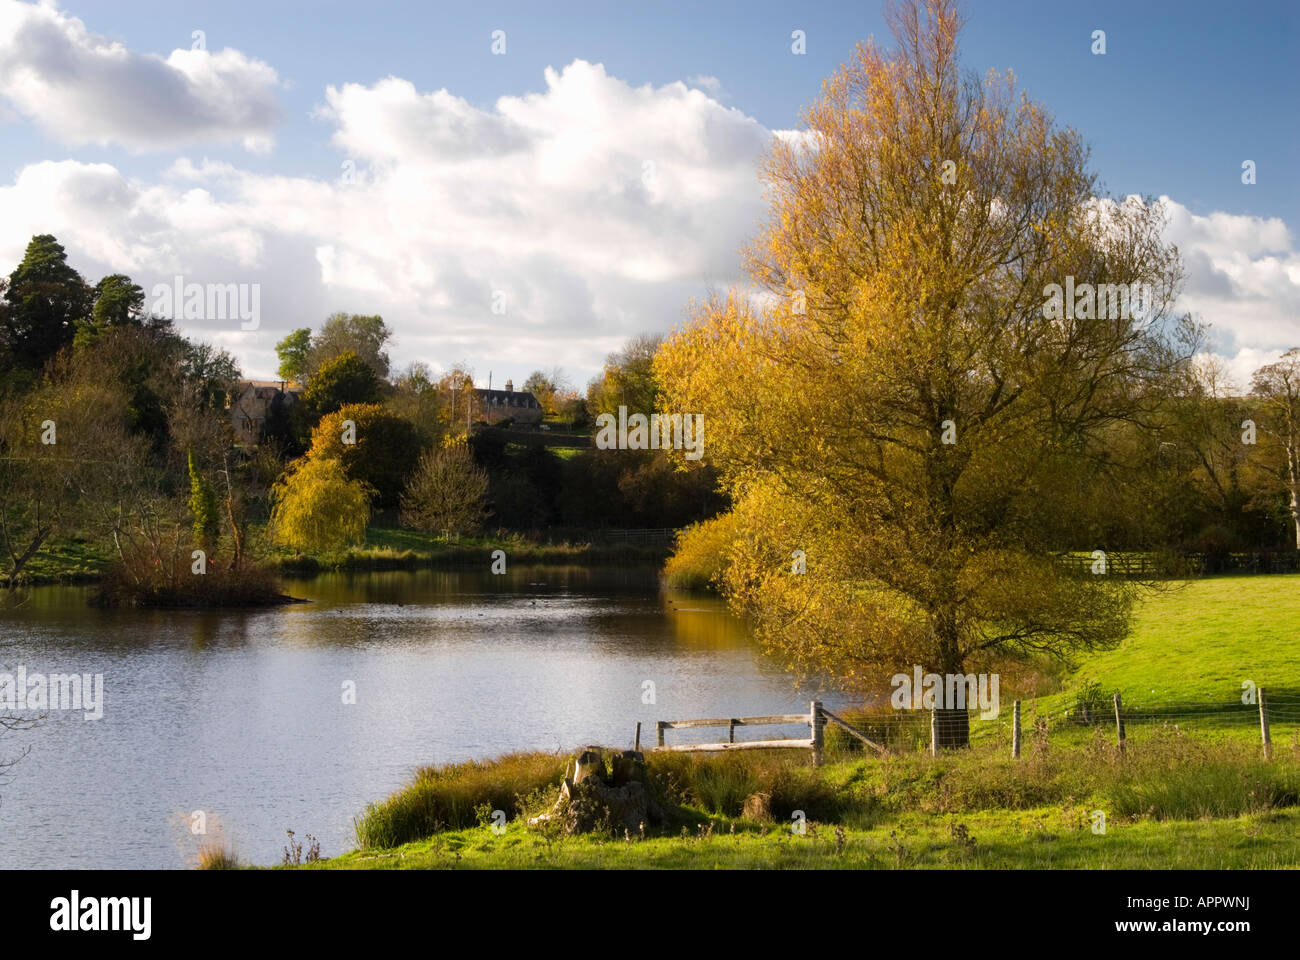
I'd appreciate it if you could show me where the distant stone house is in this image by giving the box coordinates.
[476,379,543,424]
[229,380,302,444]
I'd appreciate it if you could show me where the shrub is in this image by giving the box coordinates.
[91,560,289,608]
[645,751,842,822]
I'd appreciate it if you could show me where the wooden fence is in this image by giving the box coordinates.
[524,527,680,547]
[647,690,1288,763]
[595,528,679,546]
[1056,551,1300,578]
[1006,688,1282,760]
[649,701,886,765]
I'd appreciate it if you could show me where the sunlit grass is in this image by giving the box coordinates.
[307,807,1300,870]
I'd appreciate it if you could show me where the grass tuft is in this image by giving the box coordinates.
[196,844,243,870]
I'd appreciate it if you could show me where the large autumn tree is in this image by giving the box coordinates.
[656,0,1196,746]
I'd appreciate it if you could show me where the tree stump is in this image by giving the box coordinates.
[528,746,664,835]
[573,747,606,784]
[611,750,648,786]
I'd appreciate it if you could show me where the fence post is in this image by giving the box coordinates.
[930,710,937,757]
[634,721,641,752]
[1113,692,1126,755]
[1012,700,1021,759]
[729,719,736,743]
[810,700,825,766]
[656,721,665,749]
[1259,687,1273,760]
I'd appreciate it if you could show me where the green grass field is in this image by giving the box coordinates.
[1049,575,1300,705]
[290,733,1300,871]
[1003,575,1300,748]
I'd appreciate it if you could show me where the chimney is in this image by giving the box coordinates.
[505,378,514,393]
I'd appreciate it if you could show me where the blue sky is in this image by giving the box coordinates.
[0,0,1295,386]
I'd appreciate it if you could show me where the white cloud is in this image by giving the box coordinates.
[0,42,1293,394]
[0,0,281,152]
[0,59,774,383]
[689,75,726,98]
[1159,196,1300,391]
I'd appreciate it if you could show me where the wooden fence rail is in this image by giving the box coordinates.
[652,701,886,764]
[820,707,888,755]
[650,689,1283,763]
[655,702,821,762]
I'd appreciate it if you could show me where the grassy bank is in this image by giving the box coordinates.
[9,534,112,586]
[267,572,1300,870]
[292,736,1300,870]
[1041,575,1300,706]
[269,527,669,574]
[971,575,1300,749]
[12,525,669,587]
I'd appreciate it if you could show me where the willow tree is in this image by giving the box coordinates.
[656,0,1195,746]
[270,456,370,553]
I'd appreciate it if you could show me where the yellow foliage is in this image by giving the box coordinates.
[654,0,1184,693]
[662,513,740,590]
[308,404,386,461]
[270,456,369,552]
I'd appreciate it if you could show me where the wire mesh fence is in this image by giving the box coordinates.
[820,690,1300,757]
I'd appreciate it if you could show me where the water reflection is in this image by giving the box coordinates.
[0,566,842,869]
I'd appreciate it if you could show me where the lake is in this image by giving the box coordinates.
[0,566,845,869]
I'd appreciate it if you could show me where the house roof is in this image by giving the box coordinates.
[237,379,303,392]
[476,387,538,404]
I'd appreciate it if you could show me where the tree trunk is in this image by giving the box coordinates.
[933,606,971,749]
[221,455,245,571]
[1288,435,1300,550]
[529,747,664,835]
[933,707,970,749]
[4,525,52,590]
[226,499,244,571]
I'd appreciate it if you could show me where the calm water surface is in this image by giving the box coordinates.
[0,566,844,869]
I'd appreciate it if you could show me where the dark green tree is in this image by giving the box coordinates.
[181,341,240,412]
[2,235,92,374]
[303,350,381,417]
[78,274,146,346]
[309,404,424,510]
